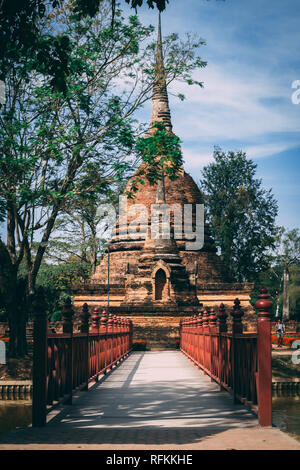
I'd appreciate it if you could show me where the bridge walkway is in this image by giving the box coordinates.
[0,351,299,450]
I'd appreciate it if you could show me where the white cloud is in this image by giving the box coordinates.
[168,63,300,142]
[181,146,214,171]
[244,142,298,159]
[181,142,294,175]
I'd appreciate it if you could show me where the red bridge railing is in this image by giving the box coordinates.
[180,287,272,427]
[32,290,133,427]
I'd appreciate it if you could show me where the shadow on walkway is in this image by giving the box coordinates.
[0,351,259,447]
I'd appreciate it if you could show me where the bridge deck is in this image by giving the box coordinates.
[0,351,299,449]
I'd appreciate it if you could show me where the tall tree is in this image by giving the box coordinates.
[200,148,278,282]
[0,2,206,356]
[273,227,300,320]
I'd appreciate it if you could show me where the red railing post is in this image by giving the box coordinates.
[179,319,183,351]
[230,298,244,403]
[217,303,228,333]
[62,298,74,404]
[121,318,125,356]
[125,319,129,354]
[191,315,196,361]
[129,319,133,350]
[107,314,113,369]
[209,307,217,381]
[91,307,100,379]
[184,318,187,354]
[195,314,201,366]
[79,303,90,390]
[202,308,209,373]
[199,310,204,366]
[32,287,48,427]
[209,307,218,333]
[217,303,228,390]
[113,315,117,363]
[231,298,244,335]
[255,287,273,426]
[100,310,107,373]
[80,303,90,333]
[116,316,120,360]
[91,307,100,334]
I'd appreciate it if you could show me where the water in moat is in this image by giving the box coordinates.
[272,393,300,441]
[0,400,32,435]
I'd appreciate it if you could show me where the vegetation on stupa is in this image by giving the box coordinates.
[126,121,183,197]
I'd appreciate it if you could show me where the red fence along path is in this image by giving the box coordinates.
[180,287,272,427]
[32,290,133,427]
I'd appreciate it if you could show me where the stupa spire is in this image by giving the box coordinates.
[150,13,173,132]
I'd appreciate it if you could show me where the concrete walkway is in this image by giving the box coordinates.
[0,351,299,450]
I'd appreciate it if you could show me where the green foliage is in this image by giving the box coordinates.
[0,1,169,93]
[271,228,300,320]
[200,148,278,282]
[274,227,300,267]
[125,0,168,10]
[35,259,91,318]
[128,121,183,197]
[250,267,281,318]
[250,264,300,321]
[288,283,300,321]
[50,311,62,322]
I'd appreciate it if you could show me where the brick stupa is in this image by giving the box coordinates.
[73,15,253,347]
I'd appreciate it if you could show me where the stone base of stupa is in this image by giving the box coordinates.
[73,281,254,349]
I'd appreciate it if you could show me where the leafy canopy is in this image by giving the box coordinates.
[0,0,170,93]
[200,148,278,282]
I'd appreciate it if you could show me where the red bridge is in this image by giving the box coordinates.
[32,286,272,428]
[1,287,298,450]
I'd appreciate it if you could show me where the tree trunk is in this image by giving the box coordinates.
[7,271,28,358]
[282,264,289,320]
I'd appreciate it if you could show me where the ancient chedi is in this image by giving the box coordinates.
[73,15,253,348]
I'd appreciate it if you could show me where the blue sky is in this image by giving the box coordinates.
[1,0,299,241]
[124,0,300,230]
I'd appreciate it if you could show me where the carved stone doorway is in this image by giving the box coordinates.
[155,268,168,300]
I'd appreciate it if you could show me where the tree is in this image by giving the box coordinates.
[273,227,300,320]
[0,2,206,356]
[249,266,281,319]
[199,148,278,282]
[287,265,300,322]
[46,182,126,273]
[36,258,92,320]
[0,1,170,95]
